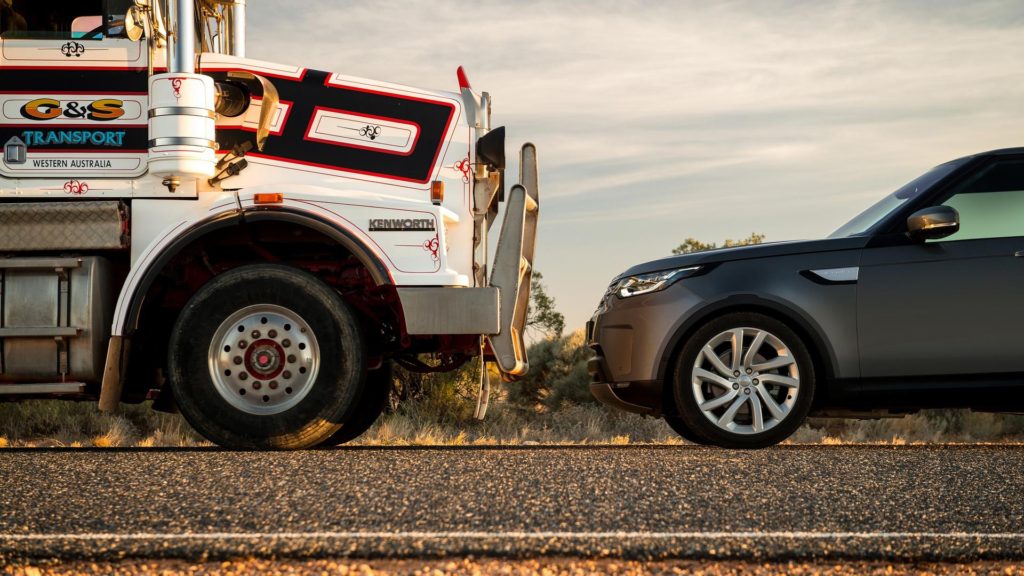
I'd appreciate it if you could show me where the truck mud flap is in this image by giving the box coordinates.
[487,143,539,378]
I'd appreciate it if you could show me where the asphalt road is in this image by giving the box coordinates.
[1,446,1022,563]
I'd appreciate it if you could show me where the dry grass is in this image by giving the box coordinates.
[1,397,1023,448]
[0,401,202,448]
[358,401,683,446]
[792,410,1024,445]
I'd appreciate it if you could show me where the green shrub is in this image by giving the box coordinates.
[506,329,594,411]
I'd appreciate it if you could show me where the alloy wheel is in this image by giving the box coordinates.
[690,327,800,435]
[208,303,321,415]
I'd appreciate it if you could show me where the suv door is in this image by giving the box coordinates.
[858,157,1024,379]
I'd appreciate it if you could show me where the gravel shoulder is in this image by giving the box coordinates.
[5,559,1024,575]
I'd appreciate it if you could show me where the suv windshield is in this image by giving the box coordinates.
[828,158,969,238]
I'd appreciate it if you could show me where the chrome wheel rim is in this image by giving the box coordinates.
[691,327,799,435]
[209,304,321,416]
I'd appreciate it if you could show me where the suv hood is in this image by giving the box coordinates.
[617,237,867,280]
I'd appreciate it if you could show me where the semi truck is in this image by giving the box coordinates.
[0,0,539,448]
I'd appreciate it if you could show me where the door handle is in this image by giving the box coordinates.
[1015,250,1024,258]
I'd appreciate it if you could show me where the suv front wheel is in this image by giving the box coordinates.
[671,312,814,448]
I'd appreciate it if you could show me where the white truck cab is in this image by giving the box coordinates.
[0,0,539,448]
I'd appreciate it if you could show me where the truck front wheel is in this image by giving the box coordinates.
[168,264,365,449]
[318,361,393,447]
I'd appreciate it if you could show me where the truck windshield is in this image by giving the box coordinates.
[828,158,969,238]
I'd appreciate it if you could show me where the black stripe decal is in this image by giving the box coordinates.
[0,69,147,92]
[210,69,456,184]
[0,67,457,183]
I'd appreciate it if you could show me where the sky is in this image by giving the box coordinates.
[248,0,1024,332]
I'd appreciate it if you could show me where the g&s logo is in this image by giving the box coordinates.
[20,98,125,122]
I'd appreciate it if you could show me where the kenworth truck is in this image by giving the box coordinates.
[0,0,539,448]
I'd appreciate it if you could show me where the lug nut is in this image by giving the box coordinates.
[746,368,752,374]
[752,379,759,385]
[287,354,297,363]
[253,381,262,390]
[233,356,242,365]
[269,381,278,390]
[239,340,247,349]
[733,371,740,377]
[268,330,278,339]
[251,330,261,339]
[239,372,248,380]
[732,383,739,390]
[282,339,291,348]
[283,370,292,379]
[744,388,751,395]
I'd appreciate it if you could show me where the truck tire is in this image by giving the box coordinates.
[168,264,365,449]
[318,361,393,447]
[671,312,814,449]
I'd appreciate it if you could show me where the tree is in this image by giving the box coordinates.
[526,271,564,339]
[672,232,765,255]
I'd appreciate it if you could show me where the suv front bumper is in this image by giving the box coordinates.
[587,329,661,416]
[585,283,704,415]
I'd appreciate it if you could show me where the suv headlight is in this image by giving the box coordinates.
[615,266,703,298]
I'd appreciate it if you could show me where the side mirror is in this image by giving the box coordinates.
[125,6,145,42]
[907,205,959,241]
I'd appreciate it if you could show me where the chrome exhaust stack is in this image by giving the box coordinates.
[148,0,217,191]
[228,0,246,57]
[166,0,196,74]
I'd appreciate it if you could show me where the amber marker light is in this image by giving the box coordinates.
[430,180,444,205]
[253,193,284,204]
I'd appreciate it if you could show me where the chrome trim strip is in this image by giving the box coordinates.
[148,137,218,149]
[0,383,86,395]
[148,107,217,120]
[0,257,82,269]
[808,267,859,283]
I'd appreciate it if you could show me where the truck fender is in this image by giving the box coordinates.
[100,205,392,411]
[112,206,392,337]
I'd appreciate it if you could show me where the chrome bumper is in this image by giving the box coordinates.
[395,144,539,380]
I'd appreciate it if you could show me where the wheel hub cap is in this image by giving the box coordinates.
[246,339,285,379]
[208,304,321,416]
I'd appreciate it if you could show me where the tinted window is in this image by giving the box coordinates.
[0,0,117,39]
[937,159,1024,242]
[828,158,967,238]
